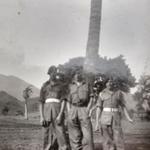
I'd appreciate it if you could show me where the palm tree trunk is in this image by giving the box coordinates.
[84,0,102,73]
[24,100,28,120]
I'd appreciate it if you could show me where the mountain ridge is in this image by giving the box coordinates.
[0,74,40,101]
[0,91,24,116]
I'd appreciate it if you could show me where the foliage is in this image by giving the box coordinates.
[60,55,135,92]
[58,64,84,85]
[0,91,24,116]
[137,75,150,104]
[23,86,33,100]
[2,106,9,115]
[23,86,33,119]
[134,75,150,120]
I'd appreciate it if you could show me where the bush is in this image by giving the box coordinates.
[134,75,150,120]
[60,55,135,92]
[2,106,9,115]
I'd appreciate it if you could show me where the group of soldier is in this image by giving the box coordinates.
[39,65,133,150]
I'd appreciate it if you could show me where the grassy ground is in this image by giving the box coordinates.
[0,113,150,150]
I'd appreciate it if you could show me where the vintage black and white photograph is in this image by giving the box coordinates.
[0,0,150,150]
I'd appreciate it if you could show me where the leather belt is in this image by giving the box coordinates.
[103,107,118,112]
[45,98,60,103]
[72,103,87,107]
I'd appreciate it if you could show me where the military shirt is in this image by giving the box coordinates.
[98,89,126,125]
[68,82,93,106]
[97,89,126,109]
[39,80,68,103]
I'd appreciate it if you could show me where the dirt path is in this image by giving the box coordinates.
[0,116,150,150]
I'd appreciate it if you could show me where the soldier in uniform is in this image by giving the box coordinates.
[39,66,69,150]
[67,72,94,150]
[96,79,133,150]
[89,74,108,131]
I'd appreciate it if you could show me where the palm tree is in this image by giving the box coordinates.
[84,0,102,73]
[23,86,32,119]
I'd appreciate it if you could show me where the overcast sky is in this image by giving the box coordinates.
[0,0,150,88]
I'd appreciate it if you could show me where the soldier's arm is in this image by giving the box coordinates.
[39,103,45,122]
[89,93,98,117]
[95,93,103,130]
[89,104,97,117]
[95,107,101,131]
[87,84,94,116]
[56,100,67,125]
[87,84,95,114]
[123,107,133,123]
[67,100,71,112]
[120,91,133,123]
[67,85,71,112]
[56,84,68,124]
[58,100,66,116]
[87,96,94,115]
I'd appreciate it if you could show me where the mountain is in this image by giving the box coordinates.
[0,91,24,116]
[0,74,40,101]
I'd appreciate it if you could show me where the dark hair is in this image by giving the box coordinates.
[47,65,57,75]
[73,72,84,82]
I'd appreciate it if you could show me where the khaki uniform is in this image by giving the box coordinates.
[67,82,94,150]
[40,80,69,150]
[98,89,125,150]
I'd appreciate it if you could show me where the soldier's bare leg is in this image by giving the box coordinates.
[113,127,125,150]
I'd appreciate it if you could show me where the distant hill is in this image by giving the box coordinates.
[0,74,40,101]
[0,91,24,116]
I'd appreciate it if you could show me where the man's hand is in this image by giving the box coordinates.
[128,118,134,124]
[39,103,49,127]
[95,122,100,131]
[40,118,50,127]
[124,108,134,124]
[56,114,63,125]
[40,117,44,125]
[86,108,91,117]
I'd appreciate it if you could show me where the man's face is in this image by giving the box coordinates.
[106,80,112,89]
[74,73,83,82]
[97,76,103,82]
[49,72,57,80]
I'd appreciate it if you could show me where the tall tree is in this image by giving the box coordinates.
[84,0,102,73]
[23,86,32,120]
